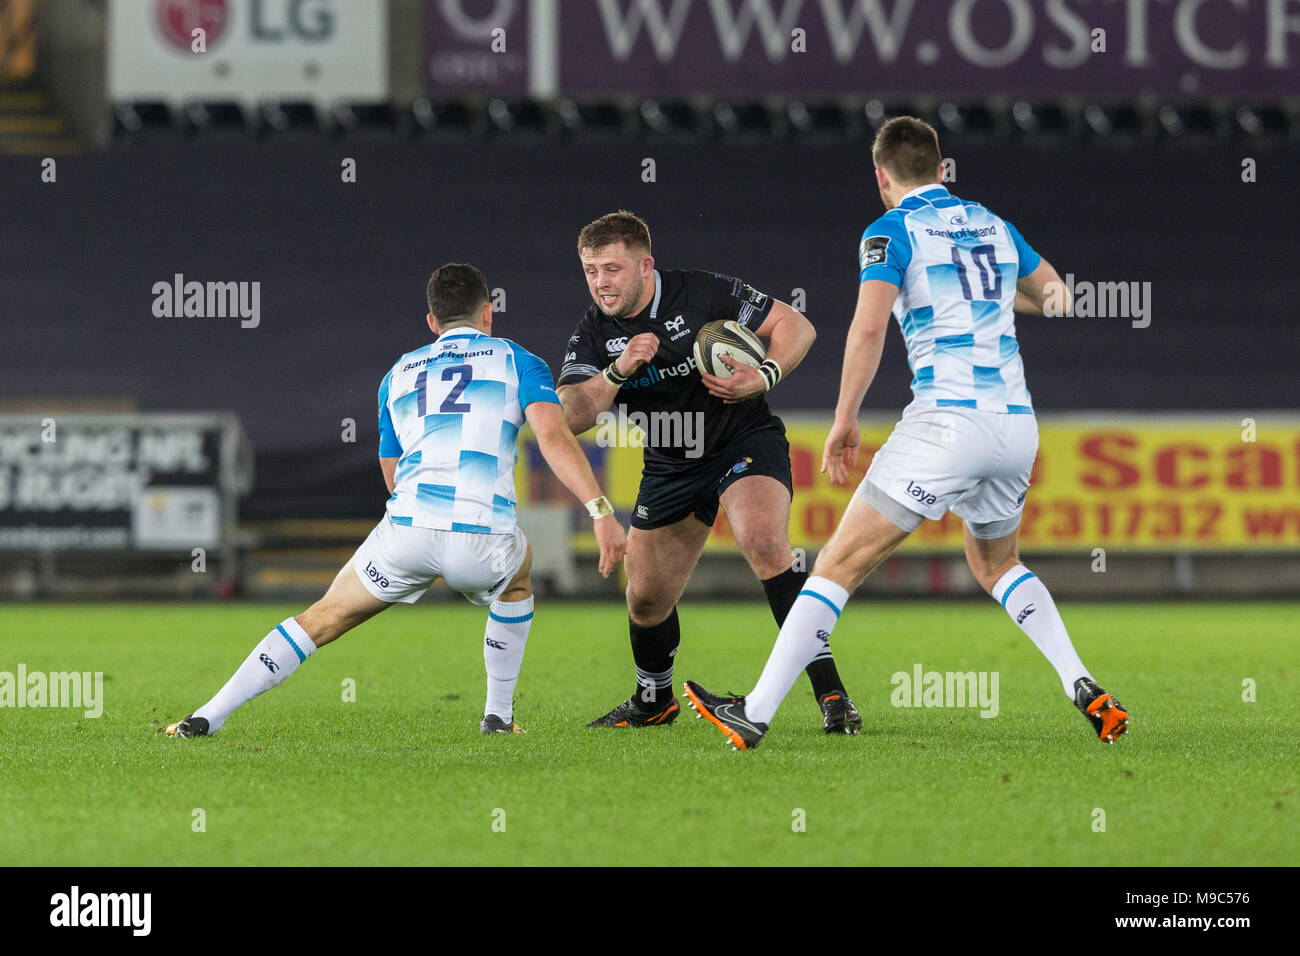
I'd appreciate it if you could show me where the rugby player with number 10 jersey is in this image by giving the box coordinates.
[685,119,1128,751]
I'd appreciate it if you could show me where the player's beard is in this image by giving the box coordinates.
[598,272,645,319]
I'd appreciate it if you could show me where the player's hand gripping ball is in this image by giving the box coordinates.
[691,320,765,378]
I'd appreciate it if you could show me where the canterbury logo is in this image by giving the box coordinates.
[485,638,507,650]
[1016,604,1036,624]
[259,654,278,674]
[815,629,830,644]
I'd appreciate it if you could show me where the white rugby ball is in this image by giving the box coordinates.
[692,320,765,378]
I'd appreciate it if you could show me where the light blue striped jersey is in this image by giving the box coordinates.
[858,184,1040,414]
[377,328,560,533]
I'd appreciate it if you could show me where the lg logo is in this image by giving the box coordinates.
[155,0,336,52]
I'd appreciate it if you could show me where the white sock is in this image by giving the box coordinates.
[746,577,850,725]
[483,596,533,720]
[194,617,316,732]
[992,565,1090,698]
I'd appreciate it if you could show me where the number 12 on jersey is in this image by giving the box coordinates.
[415,364,474,415]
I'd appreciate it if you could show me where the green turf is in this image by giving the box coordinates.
[0,601,1295,866]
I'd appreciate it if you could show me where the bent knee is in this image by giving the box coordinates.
[625,588,674,627]
[299,599,353,642]
[735,534,793,579]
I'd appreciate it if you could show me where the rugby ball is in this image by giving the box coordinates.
[692,320,765,379]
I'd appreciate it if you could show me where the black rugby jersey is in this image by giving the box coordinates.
[557,269,781,464]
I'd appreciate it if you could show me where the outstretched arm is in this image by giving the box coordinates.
[524,400,626,578]
[822,279,897,486]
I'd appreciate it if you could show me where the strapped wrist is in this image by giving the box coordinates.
[601,361,629,387]
[757,359,783,391]
[584,495,615,519]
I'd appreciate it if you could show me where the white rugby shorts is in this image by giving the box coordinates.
[859,404,1038,538]
[350,516,528,606]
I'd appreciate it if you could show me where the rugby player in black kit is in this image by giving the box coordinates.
[557,210,861,733]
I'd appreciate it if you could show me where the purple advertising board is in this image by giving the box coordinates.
[425,0,529,92]
[554,0,1300,96]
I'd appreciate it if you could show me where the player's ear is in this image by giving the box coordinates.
[427,312,438,336]
[641,253,654,276]
[481,301,493,333]
[875,167,888,190]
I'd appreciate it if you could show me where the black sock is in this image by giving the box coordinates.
[629,607,679,710]
[762,567,846,699]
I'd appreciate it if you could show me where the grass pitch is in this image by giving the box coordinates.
[1,600,1295,866]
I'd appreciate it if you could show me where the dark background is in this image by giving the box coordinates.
[3,138,1295,516]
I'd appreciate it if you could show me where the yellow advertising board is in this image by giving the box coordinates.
[518,415,1300,552]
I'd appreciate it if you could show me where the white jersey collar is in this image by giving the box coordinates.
[439,327,487,341]
[899,183,948,206]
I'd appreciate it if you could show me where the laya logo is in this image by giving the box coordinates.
[605,337,629,354]
[664,316,686,333]
[258,654,278,674]
[364,561,390,589]
[860,235,890,269]
[905,480,937,506]
[1016,604,1036,624]
[485,638,507,650]
[564,351,577,362]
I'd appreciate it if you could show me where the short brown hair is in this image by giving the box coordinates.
[577,210,651,256]
[872,116,942,186]
[426,263,489,327]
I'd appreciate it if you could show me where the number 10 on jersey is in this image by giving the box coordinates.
[952,244,1002,300]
